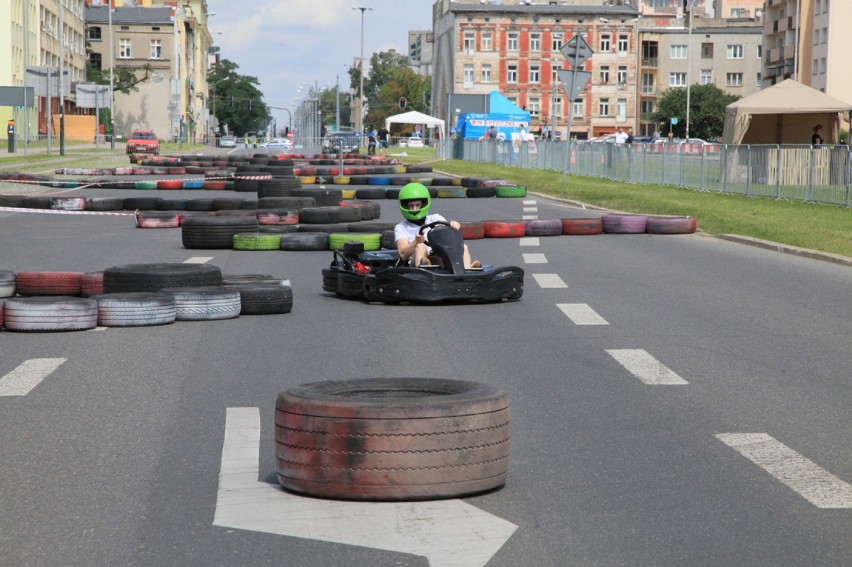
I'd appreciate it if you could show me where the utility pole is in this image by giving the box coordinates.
[353,6,372,138]
[685,0,695,139]
[335,73,340,131]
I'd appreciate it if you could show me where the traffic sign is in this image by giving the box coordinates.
[559,34,593,67]
[671,117,679,125]
[556,69,592,101]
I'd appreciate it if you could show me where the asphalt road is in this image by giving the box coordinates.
[1,173,851,566]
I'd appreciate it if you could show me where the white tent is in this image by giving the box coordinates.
[384,110,445,140]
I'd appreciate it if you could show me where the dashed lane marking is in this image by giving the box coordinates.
[522,215,538,220]
[184,257,214,264]
[716,433,852,508]
[0,358,67,397]
[523,207,538,213]
[557,303,609,325]
[519,237,540,247]
[522,253,548,264]
[605,349,689,385]
[522,200,537,205]
[532,274,567,288]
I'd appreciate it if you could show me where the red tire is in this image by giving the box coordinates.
[15,271,84,296]
[157,179,183,190]
[136,212,180,228]
[80,272,104,297]
[275,378,510,501]
[484,221,526,238]
[204,180,227,191]
[459,221,485,240]
[561,218,603,235]
[646,216,697,234]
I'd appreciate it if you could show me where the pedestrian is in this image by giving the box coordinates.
[377,125,390,156]
[367,128,377,155]
[542,124,550,140]
[812,124,824,145]
[614,128,628,145]
[486,125,496,139]
[625,128,635,145]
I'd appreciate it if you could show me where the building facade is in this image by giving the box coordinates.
[432,0,641,140]
[409,30,434,76]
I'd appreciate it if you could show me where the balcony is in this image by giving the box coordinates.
[642,57,658,68]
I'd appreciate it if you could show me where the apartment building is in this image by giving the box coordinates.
[432,0,641,139]
[409,30,435,76]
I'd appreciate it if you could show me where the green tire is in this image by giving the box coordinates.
[495,185,527,198]
[328,232,382,251]
[233,233,283,251]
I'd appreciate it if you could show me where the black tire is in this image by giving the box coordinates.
[257,224,300,234]
[346,221,396,233]
[161,286,241,321]
[381,229,396,250]
[181,216,259,249]
[291,187,343,207]
[103,263,222,294]
[226,283,293,315]
[91,292,176,327]
[466,186,497,198]
[298,206,342,224]
[123,197,162,211]
[186,198,216,211]
[275,377,510,501]
[258,196,315,209]
[280,232,329,251]
[85,197,125,211]
[354,188,387,200]
[296,223,348,234]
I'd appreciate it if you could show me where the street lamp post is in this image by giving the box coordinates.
[685,0,695,139]
[353,6,372,138]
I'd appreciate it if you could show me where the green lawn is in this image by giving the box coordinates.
[401,149,852,259]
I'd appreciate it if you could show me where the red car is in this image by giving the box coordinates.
[125,129,160,155]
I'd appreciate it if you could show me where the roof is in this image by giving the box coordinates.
[448,2,639,17]
[86,6,174,25]
[726,79,852,114]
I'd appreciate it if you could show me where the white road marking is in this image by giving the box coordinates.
[716,433,852,508]
[89,327,107,332]
[0,358,66,397]
[522,199,537,205]
[523,207,538,213]
[605,349,688,385]
[184,257,213,264]
[522,215,538,220]
[519,237,540,247]
[522,253,548,264]
[557,303,609,325]
[532,274,567,288]
[214,408,517,567]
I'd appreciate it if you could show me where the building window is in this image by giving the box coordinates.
[150,40,162,60]
[507,64,518,83]
[481,64,492,83]
[90,52,102,70]
[119,38,131,59]
[812,59,819,76]
[572,99,583,119]
[482,31,493,51]
[463,64,474,88]
[669,72,686,87]
[463,31,475,54]
[617,65,627,85]
[530,32,541,52]
[600,34,611,52]
[529,97,540,117]
[671,45,687,59]
[508,32,519,52]
[600,65,610,84]
[530,65,540,84]
[616,98,627,121]
[757,44,762,59]
[700,69,712,85]
[88,26,102,41]
[552,68,560,84]
[820,58,826,74]
[726,72,743,86]
[599,98,610,116]
[701,43,713,58]
[822,28,828,45]
[552,33,563,51]
[727,44,744,59]
[641,73,654,94]
[617,34,628,54]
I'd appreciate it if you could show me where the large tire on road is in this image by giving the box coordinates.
[103,263,222,294]
[561,218,603,235]
[483,221,526,238]
[136,211,180,228]
[275,377,510,501]
[15,271,84,296]
[602,214,648,234]
[328,232,381,251]
[3,296,98,332]
[524,219,563,237]
[279,232,329,251]
[645,216,697,234]
[91,292,176,327]
[298,206,342,224]
[459,222,485,240]
[162,286,241,321]
[225,282,293,315]
[232,233,283,250]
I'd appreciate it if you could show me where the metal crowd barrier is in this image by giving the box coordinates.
[437,139,852,206]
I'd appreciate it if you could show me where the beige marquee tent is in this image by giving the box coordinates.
[722,79,851,145]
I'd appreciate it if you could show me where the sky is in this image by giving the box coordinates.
[206,0,434,129]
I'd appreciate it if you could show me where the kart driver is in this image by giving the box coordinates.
[394,182,480,269]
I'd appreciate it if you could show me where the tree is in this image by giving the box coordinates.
[207,60,269,135]
[651,84,739,141]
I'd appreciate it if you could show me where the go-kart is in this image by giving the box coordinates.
[322,221,524,303]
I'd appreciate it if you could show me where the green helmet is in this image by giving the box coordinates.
[399,182,431,221]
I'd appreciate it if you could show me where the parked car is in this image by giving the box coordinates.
[322,131,360,154]
[125,129,159,155]
[219,135,237,148]
[260,138,293,150]
[407,136,424,148]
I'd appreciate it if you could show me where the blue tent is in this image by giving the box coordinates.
[454,91,530,140]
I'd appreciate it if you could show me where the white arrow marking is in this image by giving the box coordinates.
[214,407,518,567]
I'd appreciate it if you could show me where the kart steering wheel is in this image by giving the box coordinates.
[418,220,451,243]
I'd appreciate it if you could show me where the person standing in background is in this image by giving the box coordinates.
[812,124,824,145]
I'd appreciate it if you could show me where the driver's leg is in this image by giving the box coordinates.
[413,243,429,267]
[462,244,472,268]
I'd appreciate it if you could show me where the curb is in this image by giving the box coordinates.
[717,234,852,267]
